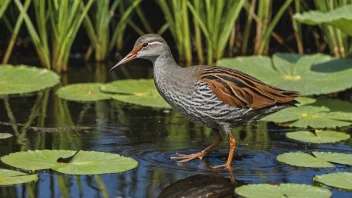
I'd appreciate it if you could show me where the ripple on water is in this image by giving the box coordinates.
[117,140,298,176]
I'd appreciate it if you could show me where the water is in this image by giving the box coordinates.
[0,62,351,198]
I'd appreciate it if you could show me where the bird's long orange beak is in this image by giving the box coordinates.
[109,53,136,73]
[109,44,144,73]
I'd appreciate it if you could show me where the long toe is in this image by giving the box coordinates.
[171,152,204,162]
[211,163,233,170]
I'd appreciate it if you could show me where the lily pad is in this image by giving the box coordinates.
[286,131,350,143]
[0,133,13,139]
[235,183,331,198]
[294,4,352,36]
[235,184,284,198]
[100,79,171,108]
[262,98,352,128]
[56,83,113,102]
[277,152,334,168]
[1,150,138,175]
[313,152,352,166]
[217,53,352,96]
[314,172,352,190]
[0,65,60,96]
[0,169,38,186]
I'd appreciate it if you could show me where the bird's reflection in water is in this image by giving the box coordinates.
[158,174,237,198]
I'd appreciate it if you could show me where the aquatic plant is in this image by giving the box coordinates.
[294,2,352,57]
[13,0,94,73]
[187,0,245,64]
[156,0,192,63]
[217,53,352,96]
[1,150,138,175]
[0,65,59,96]
[83,0,142,61]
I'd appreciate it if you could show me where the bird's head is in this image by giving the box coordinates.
[109,34,168,72]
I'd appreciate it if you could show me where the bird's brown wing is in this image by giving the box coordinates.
[198,67,300,109]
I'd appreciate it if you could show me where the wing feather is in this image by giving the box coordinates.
[198,67,300,109]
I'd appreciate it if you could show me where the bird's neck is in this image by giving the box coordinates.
[151,49,181,82]
[150,49,192,101]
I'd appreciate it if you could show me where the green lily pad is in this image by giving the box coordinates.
[262,98,352,128]
[235,184,284,198]
[294,4,352,36]
[279,184,332,198]
[217,53,352,96]
[286,131,350,143]
[0,133,13,139]
[100,79,171,108]
[56,83,113,102]
[313,152,352,166]
[277,152,334,168]
[0,65,60,96]
[314,172,352,190]
[296,97,316,106]
[0,169,38,186]
[235,183,331,198]
[1,150,138,175]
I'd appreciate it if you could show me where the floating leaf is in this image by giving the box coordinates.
[0,65,60,96]
[286,131,350,143]
[277,152,334,168]
[294,4,352,36]
[56,83,113,102]
[101,79,171,108]
[235,183,331,198]
[279,184,332,198]
[313,152,352,166]
[262,98,352,128]
[235,184,284,198]
[314,172,352,190]
[217,53,352,96]
[0,133,13,139]
[296,97,316,106]
[1,150,138,175]
[0,169,38,186]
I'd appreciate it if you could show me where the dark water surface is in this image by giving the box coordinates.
[0,62,351,198]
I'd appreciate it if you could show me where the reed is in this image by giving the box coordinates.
[252,0,294,55]
[13,0,93,73]
[2,0,29,64]
[188,0,245,64]
[313,0,352,57]
[83,0,142,61]
[0,0,10,19]
[156,0,192,64]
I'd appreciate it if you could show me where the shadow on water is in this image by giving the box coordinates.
[0,62,352,197]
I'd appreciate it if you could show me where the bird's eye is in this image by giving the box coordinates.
[142,43,148,47]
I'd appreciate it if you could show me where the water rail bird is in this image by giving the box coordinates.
[110,34,300,169]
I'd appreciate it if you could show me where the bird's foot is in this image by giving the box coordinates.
[171,152,205,163]
[211,163,233,170]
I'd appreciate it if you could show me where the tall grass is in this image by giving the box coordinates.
[83,0,142,62]
[13,0,93,73]
[253,0,294,55]
[2,0,29,64]
[156,0,192,64]
[313,0,352,57]
[188,0,245,64]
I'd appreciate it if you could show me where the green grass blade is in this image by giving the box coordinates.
[258,0,293,54]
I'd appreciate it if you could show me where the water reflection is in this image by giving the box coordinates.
[158,174,236,198]
[0,64,351,197]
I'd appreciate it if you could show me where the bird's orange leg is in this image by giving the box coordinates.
[211,132,236,169]
[171,129,222,162]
